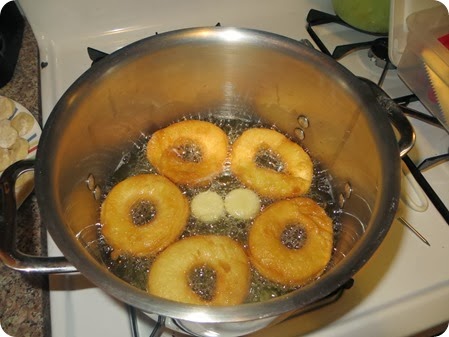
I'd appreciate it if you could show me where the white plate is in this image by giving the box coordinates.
[0,95,42,207]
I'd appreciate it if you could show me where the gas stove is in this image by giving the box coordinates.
[15,0,449,336]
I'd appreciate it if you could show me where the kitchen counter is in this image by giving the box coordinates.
[0,20,50,337]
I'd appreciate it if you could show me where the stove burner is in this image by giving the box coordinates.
[368,38,395,70]
[306,9,395,86]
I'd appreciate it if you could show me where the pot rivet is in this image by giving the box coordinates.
[297,115,309,129]
[344,182,352,199]
[338,193,346,208]
[294,127,305,140]
[93,186,102,201]
[86,174,95,191]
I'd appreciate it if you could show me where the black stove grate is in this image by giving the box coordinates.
[305,8,449,225]
[306,9,387,58]
[306,9,393,87]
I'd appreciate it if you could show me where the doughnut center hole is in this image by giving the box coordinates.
[255,147,284,172]
[175,143,203,163]
[188,265,217,302]
[281,224,307,250]
[131,200,156,226]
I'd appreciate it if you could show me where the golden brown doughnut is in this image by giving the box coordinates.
[146,120,228,186]
[100,174,189,258]
[230,128,313,199]
[248,197,333,286]
[148,235,251,305]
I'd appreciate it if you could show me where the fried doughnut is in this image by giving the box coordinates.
[230,128,313,199]
[248,197,333,286]
[148,235,250,305]
[146,120,228,186]
[101,174,189,258]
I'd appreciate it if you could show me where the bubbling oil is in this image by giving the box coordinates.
[95,114,343,304]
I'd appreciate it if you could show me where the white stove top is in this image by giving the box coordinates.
[16,0,449,336]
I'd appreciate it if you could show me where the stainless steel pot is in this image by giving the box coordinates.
[0,27,414,336]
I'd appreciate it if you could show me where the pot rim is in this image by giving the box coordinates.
[35,26,400,323]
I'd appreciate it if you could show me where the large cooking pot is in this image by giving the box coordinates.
[0,27,414,336]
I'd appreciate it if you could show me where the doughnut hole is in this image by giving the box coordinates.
[191,191,225,223]
[224,188,261,220]
[255,147,284,172]
[131,200,156,226]
[281,224,308,250]
[174,142,203,163]
[188,264,217,302]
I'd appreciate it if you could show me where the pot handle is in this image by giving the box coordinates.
[358,77,415,158]
[0,160,77,274]
[379,96,416,158]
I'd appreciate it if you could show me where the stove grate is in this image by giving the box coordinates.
[306,8,449,227]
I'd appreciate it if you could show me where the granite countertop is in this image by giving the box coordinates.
[0,20,50,337]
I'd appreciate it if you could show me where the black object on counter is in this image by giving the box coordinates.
[0,1,24,88]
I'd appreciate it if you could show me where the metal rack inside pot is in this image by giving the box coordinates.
[306,8,449,226]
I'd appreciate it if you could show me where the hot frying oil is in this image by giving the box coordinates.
[95,115,342,303]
